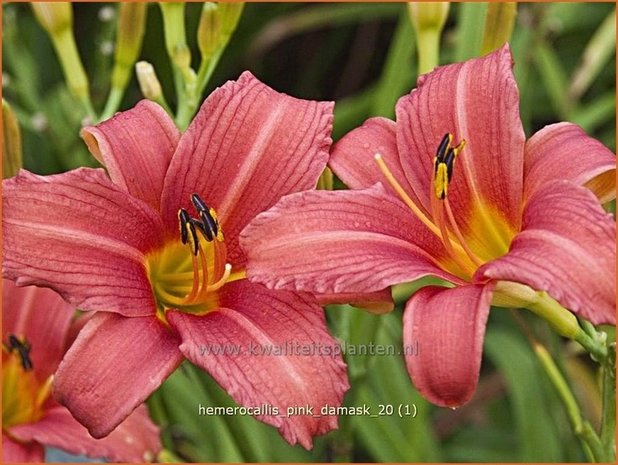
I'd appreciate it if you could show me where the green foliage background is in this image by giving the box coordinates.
[2,2,615,462]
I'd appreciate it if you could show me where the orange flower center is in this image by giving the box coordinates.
[146,194,245,319]
[2,335,50,429]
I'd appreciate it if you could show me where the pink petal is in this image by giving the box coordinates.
[403,284,493,407]
[330,117,420,200]
[160,71,333,265]
[2,434,44,463]
[2,280,73,379]
[316,288,394,314]
[10,405,161,463]
[396,44,525,244]
[524,122,616,203]
[81,100,180,211]
[477,180,616,325]
[53,313,183,438]
[2,169,164,317]
[241,183,461,296]
[167,280,349,449]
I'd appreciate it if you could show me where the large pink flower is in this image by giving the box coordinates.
[2,280,161,463]
[2,72,349,449]
[241,46,616,407]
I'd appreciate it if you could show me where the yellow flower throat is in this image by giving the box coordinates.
[147,194,245,316]
[2,335,50,429]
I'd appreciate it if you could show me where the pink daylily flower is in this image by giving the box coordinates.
[2,279,161,463]
[241,45,616,407]
[2,72,350,449]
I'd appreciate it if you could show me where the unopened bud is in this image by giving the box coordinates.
[219,3,244,39]
[407,2,450,74]
[2,100,22,179]
[197,3,222,59]
[112,3,147,89]
[136,61,163,100]
[31,2,92,113]
[480,3,517,55]
[407,2,450,32]
[316,167,334,191]
[32,2,72,36]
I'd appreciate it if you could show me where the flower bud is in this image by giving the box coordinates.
[136,61,163,101]
[197,3,221,59]
[407,2,450,75]
[31,2,72,36]
[316,167,334,191]
[2,100,22,179]
[31,2,93,114]
[219,3,244,39]
[112,3,147,89]
[480,3,517,55]
[407,2,449,33]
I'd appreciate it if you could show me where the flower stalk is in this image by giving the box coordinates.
[31,3,95,119]
[494,281,609,362]
[533,341,615,462]
[101,3,148,120]
[159,2,197,130]
[599,344,616,461]
[407,2,449,74]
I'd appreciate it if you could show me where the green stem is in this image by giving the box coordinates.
[416,28,440,75]
[100,86,125,121]
[159,3,197,130]
[533,342,605,460]
[196,48,223,97]
[50,29,96,119]
[494,281,608,361]
[600,345,616,461]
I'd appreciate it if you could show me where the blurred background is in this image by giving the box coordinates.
[2,2,616,462]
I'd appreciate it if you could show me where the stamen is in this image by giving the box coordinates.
[208,264,233,292]
[6,334,33,371]
[191,193,223,242]
[178,209,199,256]
[184,253,201,302]
[195,239,210,300]
[171,194,230,307]
[431,194,476,276]
[374,154,441,237]
[433,133,465,201]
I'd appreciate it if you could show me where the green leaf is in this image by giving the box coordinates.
[484,326,563,461]
[533,42,569,118]
[454,3,488,61]
[568,8,616,102]
[371,8,416,118]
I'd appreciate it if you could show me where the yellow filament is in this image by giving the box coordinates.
[194,240,210,302]
[374,154,441,237]
[431,195,476,276]
[208,264,233,292]
[184,254,200,302]
[155,283,188,307]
